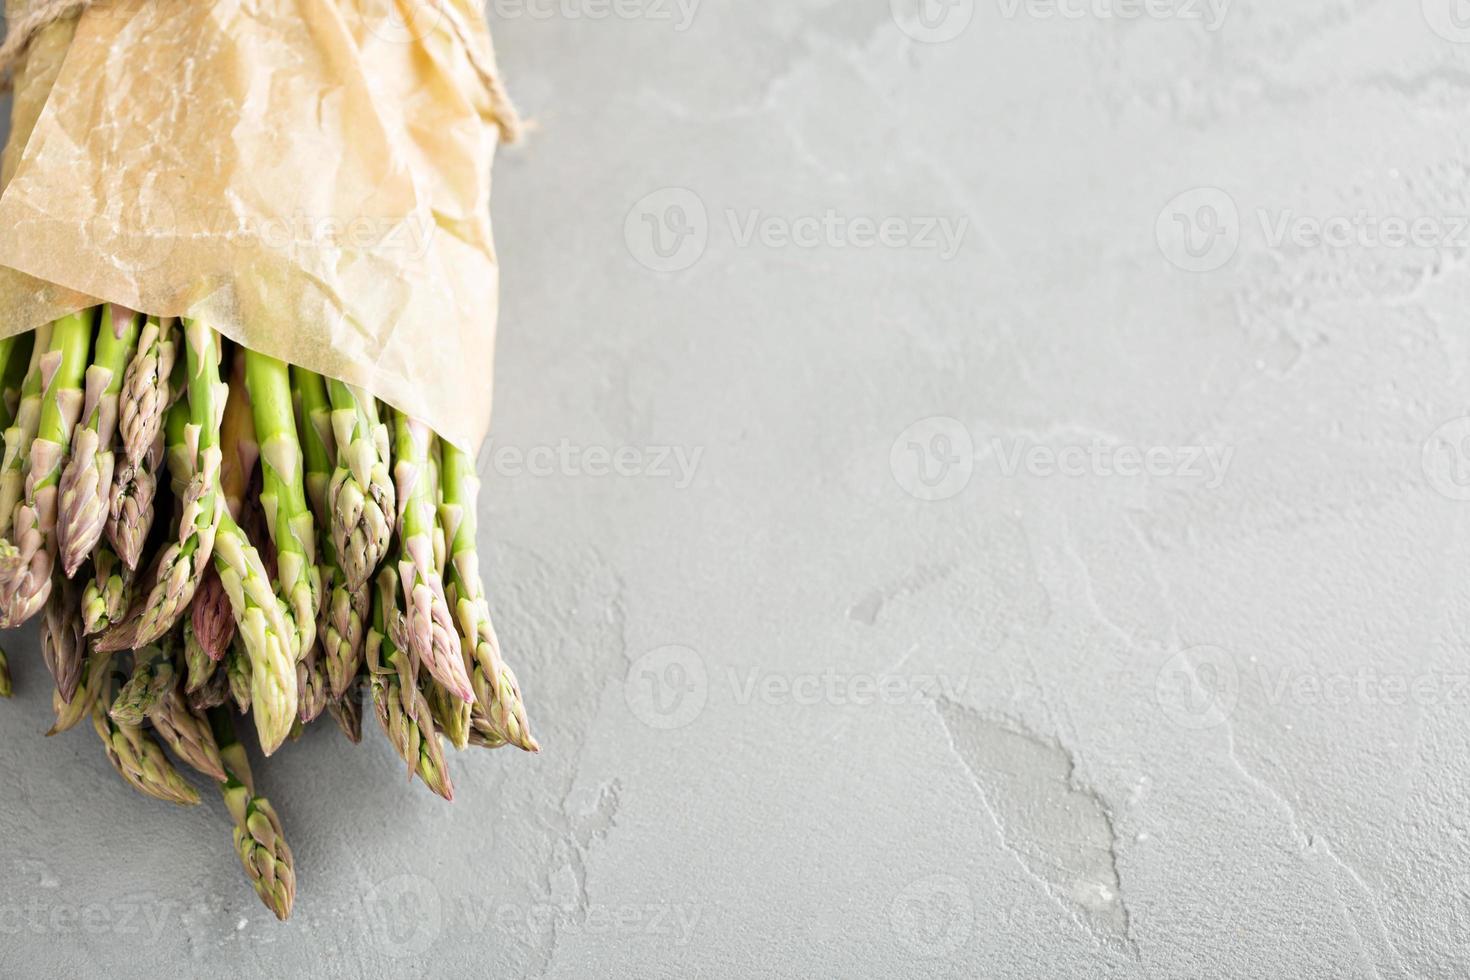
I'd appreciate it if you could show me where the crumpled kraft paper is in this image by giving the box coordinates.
[0,0,511,451]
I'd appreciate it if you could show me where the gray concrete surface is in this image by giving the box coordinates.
[5,0,1470,976]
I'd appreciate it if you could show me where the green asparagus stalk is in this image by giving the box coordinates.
[116,316,178,478]
[220,352,257,521]
[290,366,336,723]
[106,431,161,570]
[369,566,453,800]
[183,617,217,691]
[326,380,394,591]
[439,441,537,751]
[208,707,296,920]
[191,568,235,661]
[39,571,85,702]
[391,412,473,703]
[226,636,253,713]
[0,321,52,539]
[0,331,35,430]
[244,352,318,662]
[293,367,367,699]
[0,648,10,698]
[119,321,225,647]
[57,305,141,576]
[427,679,471,751]
[0,312,93,626]
[46,647,110,735]
[0,327,32,618]
[211,508,296,753]
[93,668,199,806]
[298,655,328,725]
[81,544,131,635]
[109,644,171,725]
[137,650,225,781]
[327,674,364,743]
[188,662,229,714]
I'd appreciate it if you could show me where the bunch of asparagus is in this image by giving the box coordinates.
[0,308,536,920]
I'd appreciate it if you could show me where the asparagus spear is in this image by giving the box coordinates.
[183,618,218,692]
[208,707,296,920]
[118,646,225,781]
[190,569,234,662]
[427,679,471,751]
[293,367,367,699]
[369,566,453,800]
[57,305,141,576]
[0,321,53,539]
[117,321,225,647]
[298,655,328,725]
[81,544,131,635]
[0,331,35,429]
[391,412,473,703]
[110,644,172,725]
[46,648,110,735]
[290,366,336,723]
[244,352,318,662]
[93,668,199,806]
[0,330,34,595]
[105,431,161,570]
[327,673,364,743]
[0,648,10,698]
[219,351,258,521]
[39,571,85,702]
[439,441,537,751]
[226,637,252,713]
[327,380,394,591]
[116,316,178,479]
[211,508,296,753]
[187,662,229,714]
[0,312,93,626]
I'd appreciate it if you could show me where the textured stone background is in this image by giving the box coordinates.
[5,0,1470,976]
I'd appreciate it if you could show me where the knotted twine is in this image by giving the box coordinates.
[0,0,523,142]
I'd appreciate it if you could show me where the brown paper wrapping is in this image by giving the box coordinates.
[0,0,509,451]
